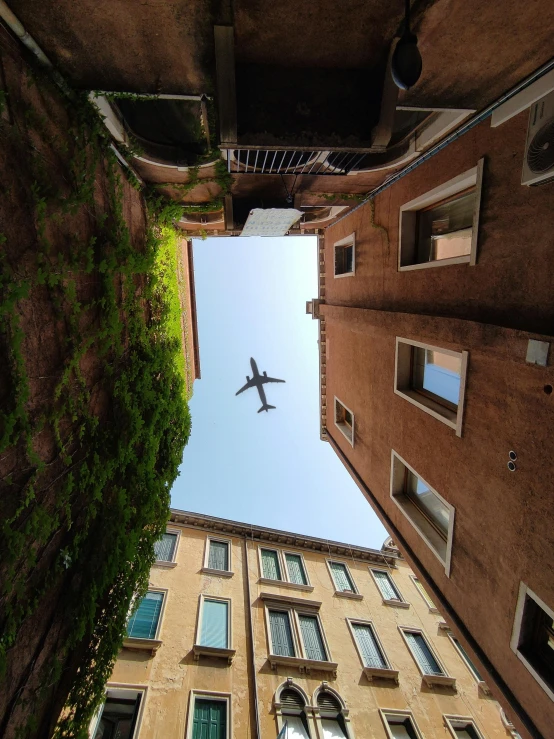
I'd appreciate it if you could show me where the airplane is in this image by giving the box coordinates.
[235,358,285,413]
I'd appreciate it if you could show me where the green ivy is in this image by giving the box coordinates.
[0,77,191,737]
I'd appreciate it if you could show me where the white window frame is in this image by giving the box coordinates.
[410,574,440,613]
[379,708,424,739]
[202,536,233,577]
[333,233,356,278]
[444,715,485,739]
[153,527,180,568]
[90,683,148,739]
[185,690,232,739]
[394,337,469,437]
[263,600,336,674]
[398,625,456,688]
[369,567,409,608]
[390,451,455,576]
[326,559,362,599]
[510,581,554,702]
[123,587,168,653]
[334,396,355,446]
[258,547,313,591]
[446,631,490,693]
[193,594,235,663]
[347,618,399,682]
[398,159,484,271]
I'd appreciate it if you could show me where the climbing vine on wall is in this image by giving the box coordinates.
[0,68,191,737]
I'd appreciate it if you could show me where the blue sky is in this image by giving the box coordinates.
[171,235,387,549]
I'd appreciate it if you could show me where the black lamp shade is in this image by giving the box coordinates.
[391,34,422,90]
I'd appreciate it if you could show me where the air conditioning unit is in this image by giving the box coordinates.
[522,90,554,186]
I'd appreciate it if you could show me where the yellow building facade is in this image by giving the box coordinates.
[95,511,520,739]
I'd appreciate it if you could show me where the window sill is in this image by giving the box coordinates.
[429,607,441,614]
[363,666,399,683]
[334,271,355,279]
[478,680,492,696]
[193,644,236,664]
[382,598,410,609]
[122,637,162,655]
[422,673,456,689]
[200,567,234,578]
[269,654,338,677]
[153,560,177,568]
[334,590,363,601]
[394,388,459,433]
[259,577,314,592]
[398,255,471,272]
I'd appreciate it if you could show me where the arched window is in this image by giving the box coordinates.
[316,690,349,739]
[274,683,312,739]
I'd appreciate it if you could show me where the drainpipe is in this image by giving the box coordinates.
[330,55,554,227]
[243,536,261,739]
[326,430,542,739]
[0,1,71,95]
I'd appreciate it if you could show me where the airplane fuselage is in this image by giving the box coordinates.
[249,358,268,407]
[235,357,284,413]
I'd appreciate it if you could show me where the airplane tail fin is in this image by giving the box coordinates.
[258,404,276,413]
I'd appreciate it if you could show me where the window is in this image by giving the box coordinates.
[511,582,554,700]
[370,569,408,607]
[261,549,282,580]
[380,710,423,739]
[269,610,295,657]
[327,561,360,598]
[299,615,327,661]
[395,338,468,436]
[208,539,229,571]
[269,610,327,662]
[154,531,178,563]
[203,537,232,575]
[348,619,398,682]
[194,595,234,662]
[92,688,144,739]
[186,693,230,739]
[317,690,349,738]
[258,548,311,590]
[399,627,455,687]
[333,233,355,277]
[410,575,439,612]
[127,591,164,640]
[447,632,486,685]
[275,685,311,739]
[334,398,354,446]
[398,160,484,270]
[444,716,484,739]
[390,452,455,575]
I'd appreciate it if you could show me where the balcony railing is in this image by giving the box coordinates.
[227,148,369,175]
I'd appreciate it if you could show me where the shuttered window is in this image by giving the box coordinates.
[412,576,437,610]
[451,636,483,681]
[329,562,354,592]
[269,610,295,656]
[372,570,402,601]
[299,615,327,661]
[154,533,177,562]
[352,623,387,668]
[200,599,229,649]
[285,554,307,585]
[404,631,443,675]
[208,540,229,571]
[192,698,226,739]
[127,591,163,639]
[261,549,282,580]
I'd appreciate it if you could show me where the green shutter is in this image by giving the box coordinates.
[329,562,353,592]
[208,540,229,571]
[405,631,443,675]
[192,699,226,739]
[352,623,386,668]
[299,615,326,661]
[200,600,228,648]
[452,636,483,681]
[269,610,294,656]
[285,554,307,585]
[261,549,281,580]
[154,533,177,562]
[413,577,437,609]
[373,570,401,600]
[127,591,163,639]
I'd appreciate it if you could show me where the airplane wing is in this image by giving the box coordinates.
[260,376,286,385]
[235,379,256,396]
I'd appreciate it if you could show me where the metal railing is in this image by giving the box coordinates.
[227,148,369,175]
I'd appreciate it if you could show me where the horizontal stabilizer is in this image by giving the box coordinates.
[258,404,276,413]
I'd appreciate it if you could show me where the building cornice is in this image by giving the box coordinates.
[169,509,399,566]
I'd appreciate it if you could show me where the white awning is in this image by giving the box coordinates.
[241,208,302,237]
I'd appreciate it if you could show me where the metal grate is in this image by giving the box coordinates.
[227,148,368,175]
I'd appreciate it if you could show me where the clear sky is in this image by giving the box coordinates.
[171,235,387,549]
